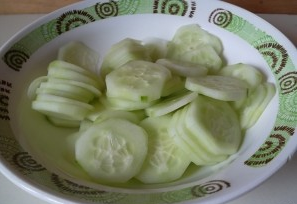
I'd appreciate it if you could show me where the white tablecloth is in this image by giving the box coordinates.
[0,14,297,204]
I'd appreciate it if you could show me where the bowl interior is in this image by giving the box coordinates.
[1,0,297,203]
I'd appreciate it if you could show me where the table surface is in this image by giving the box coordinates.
[0,13,297,204]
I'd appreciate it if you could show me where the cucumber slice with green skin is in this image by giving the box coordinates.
[101,38,152,77]
[185,75,248,101]
[145,91,198,117]
[105,60,171,102]
[47,77,102,97]
[161,75,185,97]
[47,66,102,90]
[136,115,191,184]
[239,82,276,129]
[218,63,263,89]
[167,24,223,55]
[47,116,81,128]
[184,95,242,155]
[38,82,95,102]
[27,76,48,100]
[32,100,92,120]
[75,118,148,183]
[100,96,157,111]
[156,58,208,77]
[168,106,227,165]
[57,41,100,73]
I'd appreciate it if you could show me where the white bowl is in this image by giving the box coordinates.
[1,0,297,204]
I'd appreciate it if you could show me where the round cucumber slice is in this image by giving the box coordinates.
[145,91,198,117]
[57,41,100,73]
[156,58,208,77]
[75,118,148,183]
[185,75,248,101]
[93,110,140,124]
[218,63,263,89]
[184,95,242,155]
[100,38,151,77]
[136,115,191,184]
[161,75,185,97]
[105,60,171,102]
[47,116,80,128]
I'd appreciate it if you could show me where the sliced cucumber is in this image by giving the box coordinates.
[167,24,223,55]
[100,96,157,111]
[184,95,242,155]
[156,58,208,77]
[185,75,248,101]
[168,106,228,165]
[145,91,198,117]
[32,100,92,121]
[136,115,191,184]
[218,63,263,89]
[27,76,48,100]
[161,75,185,97]
[239,82,276,129]
[38,82,95,102]
[100,38,151,77]
[47,77,102,97]
[57,41,100,73]
[75,118,148,183]
[47,65,102,90]
[105,60,171,102]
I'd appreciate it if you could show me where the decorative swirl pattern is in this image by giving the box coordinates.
[3,49,29,71]
[56,10,96,35]
[209,8,232,28]
[245,126,294,167]
[153,0,196,17]
[191,180,230,197]
[95,1,119,19]
[278,71,297,94]
[40,20,59,42]
[117,0,140,15]
[255,42,288,74]
[278,92,297,122]
[51,174,126,202]
[12,152,46,171]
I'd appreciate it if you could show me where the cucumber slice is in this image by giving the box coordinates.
[174,45,223,73]
[156,58,208,77]
[38,82,95,102]
[75,118,148,183]
[100,96,157,111]
[218,63,263,89]
[185,75,248,101]
[239,82,276,129]
[57,41,100,73]
[27,76,48,100]
[168,106,228,165]
[100,38,151,77]
[145,91,198,117]
[184,95,242,155]
[167,24,223,55]
[47,77,102,97]
[32,100,92,121]
[136,115,191,184]
[79,119,94,132]
[105,60,171,102]
[161,75,185,97]
[47,66,102,90]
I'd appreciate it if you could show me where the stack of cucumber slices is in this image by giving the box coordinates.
[27,24,276,185]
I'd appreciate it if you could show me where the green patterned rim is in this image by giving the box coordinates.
[0,0,296,204]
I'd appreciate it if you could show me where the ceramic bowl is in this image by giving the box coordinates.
[1,0,297,204]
